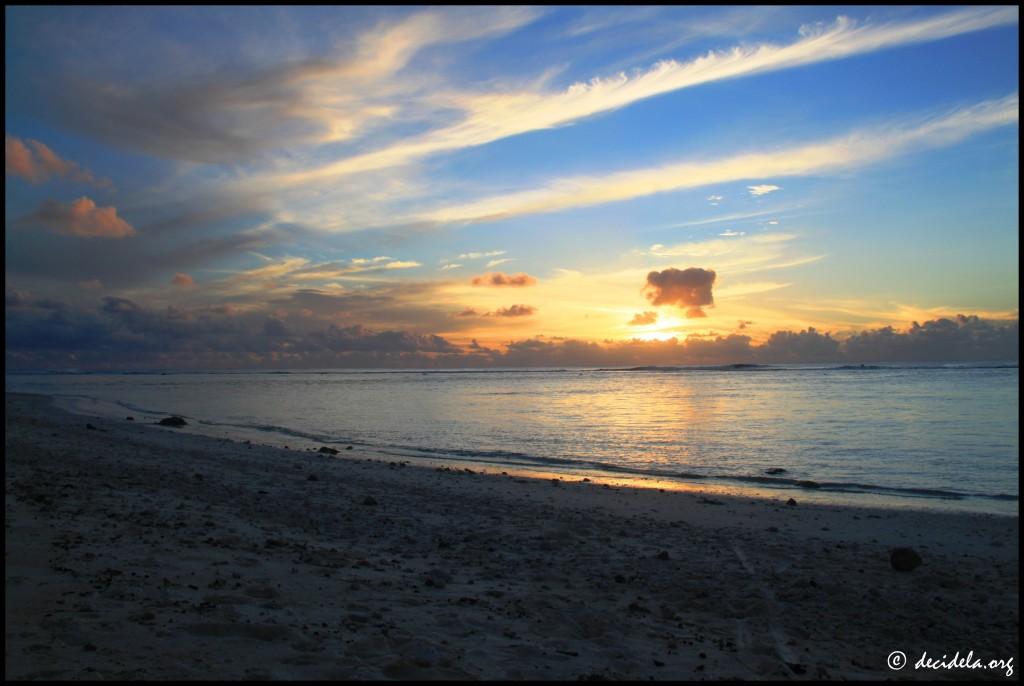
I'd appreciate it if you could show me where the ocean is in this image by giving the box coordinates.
[6,364,1018,514]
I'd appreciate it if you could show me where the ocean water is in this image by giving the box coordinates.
[6,364,1019,514]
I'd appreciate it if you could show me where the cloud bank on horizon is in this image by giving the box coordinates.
[4,6,1019,368]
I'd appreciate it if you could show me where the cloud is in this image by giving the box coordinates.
[628,311,658,326]
[487,304,536,317]
[5,194,290,289]
[455,250,506,260]
[239,256,422,285]
[420,93,1017,223]
[471,272,538,287]
[5,134,110,187]
[5,293,1016,369]
[264,317,289,337]
[171,273,195,287]
[758,327,840,362]
[267,7,1018,187]
[46,8,541,164]
[308,324,461,354]
[644,267,717,318]
[486,257,515,268]
[748,184,780,196]
[25,197,135,239]
[448,303,537,318]
[843,314,1020,363]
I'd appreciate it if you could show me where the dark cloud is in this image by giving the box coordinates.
[264,317,289,337]
[471,272,537,287]
[4,296,1017,370]
[5,295,463,369]
[309,325,460,354]
[628,311,658,326]
[758,327,840,363]
[487,304,536,317]
[49,59,338,164]
[644,267,716,318]
[843,315,1019,363]
[6,197,286,289]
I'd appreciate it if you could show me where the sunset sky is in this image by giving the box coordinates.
[5,6,1019,368]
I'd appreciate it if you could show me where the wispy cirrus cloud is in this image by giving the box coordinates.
[262,6,1018,188]
[454,249,506,260]
[748,184,780,196]
[48,8,542,164]
[420,93,1018,224]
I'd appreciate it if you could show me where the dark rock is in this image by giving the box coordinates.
[765,468,788,475]
[698,497,724,505]
[422,569,452,588]
[362,496,378,506]
[158,416,188,427]
[126,416,134,421]
[307,474,319,481]
[655,551,670,561]
[86,423,98,430]
[786,498,797,507]
[346,445,354,450]
[318,446,339,455]
[796,480,820,489]
[890,547,923,572]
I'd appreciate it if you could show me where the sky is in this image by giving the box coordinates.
[4,5,1019,369]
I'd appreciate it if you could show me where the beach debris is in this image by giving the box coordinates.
[318,446,339,455]
[765,468,788,475]
[890,547,923,572]
[422,568,453,588]
[786,498,797,507]
[158,416,188,427]
[627,600,650,614]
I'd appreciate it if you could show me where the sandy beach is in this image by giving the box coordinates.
[5,392,1018,680]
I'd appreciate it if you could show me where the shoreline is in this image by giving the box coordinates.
[5,392,1019,679]
[42,391,1020,516]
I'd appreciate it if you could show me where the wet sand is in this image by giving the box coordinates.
[5,392,1018,680]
